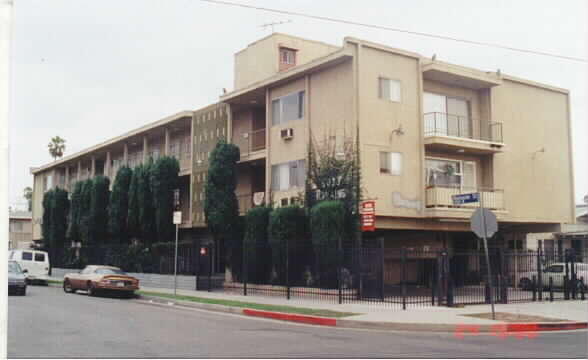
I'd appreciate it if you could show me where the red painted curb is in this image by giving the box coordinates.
[505,322,587,332]
[242,309,337,326]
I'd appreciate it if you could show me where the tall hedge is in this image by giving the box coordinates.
[51,188,70,251]
[108,166,132,244]
[243,206,273,283]
[150,156,180,243]
[204,139,241,271]
[138,161,156,246]
[267,205,310,284]
[67,181,83,243]
[79,179,93,245]
[310,200,345,287]
[127,165,141,240]
[41,190,55,250]
[89,176,110,244]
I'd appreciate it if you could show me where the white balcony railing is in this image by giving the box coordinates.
[425,185,505,210]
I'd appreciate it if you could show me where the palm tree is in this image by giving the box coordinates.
[48,136,66,161]
[23,186,33,211]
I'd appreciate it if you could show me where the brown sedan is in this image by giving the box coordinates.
[63,265,139,297]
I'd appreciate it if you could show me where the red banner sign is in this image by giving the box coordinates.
[361,201,376,231]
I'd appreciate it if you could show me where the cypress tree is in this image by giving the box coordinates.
[68,181,83,243]
[127,165,141,240]
[138,160,156,246]
[109,166,132,244]
[90,176,110,244]
[150,156,180,243]
[79,179,94,245]
[51,188,70,252]
[41,190,55,251]
[204,140,241,272]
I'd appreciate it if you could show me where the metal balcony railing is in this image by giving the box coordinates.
[423,112,503,143]
[233,128,266,157]
[425,185,505,210]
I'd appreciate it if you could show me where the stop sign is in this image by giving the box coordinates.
[471,208,498,238]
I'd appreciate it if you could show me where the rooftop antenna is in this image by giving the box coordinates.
[260,20,292,33]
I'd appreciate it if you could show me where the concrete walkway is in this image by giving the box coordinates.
[49,275,588,332]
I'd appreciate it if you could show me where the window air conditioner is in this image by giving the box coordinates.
[280,128,294,140]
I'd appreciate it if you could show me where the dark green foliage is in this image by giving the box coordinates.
[310,200,345,248]
[127,165,141,239]
[267,205,310,284]
[89,176,110,244]
[138,161,156,245]
[67,182,83,242]
[41,190,54,249]
[79,179,93,245]
[204,139,241,270]
[150,156,180,243]
[243,206,273,283]
[51,188,70,251]
[108,166,132,244]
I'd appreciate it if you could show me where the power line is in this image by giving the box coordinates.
[198,0,587,63]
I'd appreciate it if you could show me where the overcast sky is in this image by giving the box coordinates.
[8,0,588,209]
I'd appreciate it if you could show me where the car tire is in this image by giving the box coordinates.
[519,278,532,291]
[87,281,96,296]
[63,279,74,293]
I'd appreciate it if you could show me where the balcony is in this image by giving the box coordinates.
[424,112,504,155]
[425,185,507,219]
[233,128,266,161]
[237,194,253,215]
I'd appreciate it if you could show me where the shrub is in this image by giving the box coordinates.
[267,205,310,284]
[243,206,273,283]
[108,166,132,244]
[150,156,180,243]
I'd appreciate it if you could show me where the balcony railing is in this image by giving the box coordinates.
[424,112,503,143]
[425,185,505,210]
[234,128,266,158]
[237,194,254,215]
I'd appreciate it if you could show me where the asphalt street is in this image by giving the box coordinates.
[7,286,588,358]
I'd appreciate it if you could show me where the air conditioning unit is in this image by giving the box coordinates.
[280,128,294,140]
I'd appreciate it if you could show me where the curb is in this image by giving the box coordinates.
[136,295,588,333]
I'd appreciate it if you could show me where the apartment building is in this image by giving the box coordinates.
[31,33,575,272]
[9,210,33,250]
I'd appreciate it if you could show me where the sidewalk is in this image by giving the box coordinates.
[50,275,588,332]
[137,284,588,332]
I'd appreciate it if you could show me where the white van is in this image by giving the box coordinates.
[9,250,50,285]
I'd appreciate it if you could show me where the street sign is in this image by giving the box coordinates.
[361,201,376,232]
[471,208,497,238]
[173,211,182,225]
[452,192,480,205]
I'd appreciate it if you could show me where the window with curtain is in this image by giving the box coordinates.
[378,78,401,102]
[271,160,306,191]
[425,158,476,190]
[272,91,305,126]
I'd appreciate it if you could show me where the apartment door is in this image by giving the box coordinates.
[447,97,470,138]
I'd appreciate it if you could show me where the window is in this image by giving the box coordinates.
[149,149,160,160]
[425,158,476,190]
[280,48,296,65]
[34,253,45,262]
[379,78,401,102]
[272,91,305,126]
[423,92,470,137]
[9,221,23,232]
[22,252,33,261]
[379,152,402,175]
[271,160,306,191]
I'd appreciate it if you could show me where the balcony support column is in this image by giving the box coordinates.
[64,166,69,189]
[77,161,81,181]
[165,128,170,156]
[90,156,95,178]
[105,151,111,178]
[123,143,128,166]
[143,136,148,163]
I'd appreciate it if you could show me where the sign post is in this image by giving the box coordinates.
[468,196,498,320]
[173,188,181,297]
[173,211,182,296]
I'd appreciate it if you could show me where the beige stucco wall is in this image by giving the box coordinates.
[492,79,574,223]
[357,45,423,219]
[234,33,339,90]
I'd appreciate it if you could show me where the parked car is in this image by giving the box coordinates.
[8,249,50,285]
[63,265,139,297]
[516,262,588,290]
[8,261,27,296]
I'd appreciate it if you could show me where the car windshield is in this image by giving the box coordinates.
[95,268,126,275]
[8,262,22,273]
